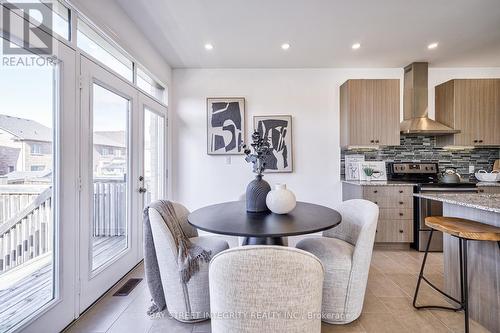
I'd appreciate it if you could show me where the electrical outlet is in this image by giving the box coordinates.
[469,165,475,173]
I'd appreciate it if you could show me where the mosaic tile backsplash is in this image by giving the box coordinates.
[341,136,500,179]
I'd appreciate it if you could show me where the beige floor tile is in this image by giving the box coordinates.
[358,313,407,333]
[395,309,451,333]
[367,274,409,298]
[429,309,491,333]
[108,312,153,333]
[148,316,194,333]
[321,320,366,332]
[362,290,390,314]
[378,296,415,313]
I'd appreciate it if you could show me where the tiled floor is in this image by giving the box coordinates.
[65,248,491,333]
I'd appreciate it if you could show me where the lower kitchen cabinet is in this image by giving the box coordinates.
[477,186,500,194]
[342,182,414,244]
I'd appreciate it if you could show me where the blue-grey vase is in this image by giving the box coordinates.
[246,174,271,212]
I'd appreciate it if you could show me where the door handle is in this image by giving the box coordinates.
[138,187,147,193]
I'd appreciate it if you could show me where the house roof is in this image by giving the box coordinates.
[0,115,125,147]
[0,114,52,142]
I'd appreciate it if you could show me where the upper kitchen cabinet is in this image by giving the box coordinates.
[340,79,400,147]
[436,79,500,147]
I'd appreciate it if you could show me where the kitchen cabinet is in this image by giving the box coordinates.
[340,79,400,147]
[436,79,500,147]
[477,186,500,194]
[342,183,414,244]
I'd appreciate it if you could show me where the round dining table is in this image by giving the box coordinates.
[188,201,342,246]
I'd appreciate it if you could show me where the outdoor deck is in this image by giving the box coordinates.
[0,236,125,332]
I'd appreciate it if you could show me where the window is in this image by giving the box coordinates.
[0,36,57,331]
[77,20,134,82]
[3,0,71,41]
[31,143,42,154]
[137,67,167,104]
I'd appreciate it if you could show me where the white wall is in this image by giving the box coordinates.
[70,0,172,87]
[172,68,402,210]
[172,67,500,211]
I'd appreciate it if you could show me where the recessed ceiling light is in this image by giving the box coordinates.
[352,43,361,50]
[428,42,439,49]
[281,43,290,50]
[204,43,214,50]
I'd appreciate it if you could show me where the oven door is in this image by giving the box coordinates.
[418,196,444,251]
[416,187,478,252]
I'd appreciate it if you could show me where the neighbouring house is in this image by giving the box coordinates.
[0,114,126,183]
[0,114,53,176]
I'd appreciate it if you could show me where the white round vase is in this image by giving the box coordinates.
[266,184,296,214]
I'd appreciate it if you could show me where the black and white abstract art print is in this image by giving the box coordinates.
[254,115,293,173]
[207,98,245,155]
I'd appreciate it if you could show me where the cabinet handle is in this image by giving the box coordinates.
[399,229,404,234]
[399,201,404,205]
[474,140,478,143]
[373,190,378,193]
[399,212,404,216]
[399,190,404,193]
[370,140,375,143]
[479,140,483,143]
[479,189,484,193]
[375,140,379,143]
[374,201,378,204]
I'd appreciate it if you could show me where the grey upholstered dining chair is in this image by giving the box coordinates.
[148,202,229,322]
[209,246,324,333]
[296,199,379,324]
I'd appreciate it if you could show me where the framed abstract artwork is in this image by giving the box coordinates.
[207,97,245,155]
[254,115,293,173]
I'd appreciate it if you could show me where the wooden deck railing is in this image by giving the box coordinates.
[0,186,52,274]
[0,179,127,274]
[93,179,126,237]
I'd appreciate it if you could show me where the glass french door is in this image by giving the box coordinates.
[79,56,142,311]
[140,95,167,206]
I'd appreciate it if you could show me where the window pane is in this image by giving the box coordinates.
[137,67,167,104]
[0,38,56,331]
[77,20,133,82]
[92,83,128,270]
[144,109,165,205]
[3,0,71,41]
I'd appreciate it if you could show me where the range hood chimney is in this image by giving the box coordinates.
[400,62,459,135]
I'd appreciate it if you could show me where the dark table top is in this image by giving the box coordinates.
[188,201,342,238]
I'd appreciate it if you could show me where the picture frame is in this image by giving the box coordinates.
[207,97,245,155]
[254,115,293,173]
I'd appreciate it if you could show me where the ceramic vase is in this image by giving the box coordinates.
[246,175,271,212]
[266,184,296,214]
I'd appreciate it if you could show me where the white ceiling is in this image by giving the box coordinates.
[115,0,500,69]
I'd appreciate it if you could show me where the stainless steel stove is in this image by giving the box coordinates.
[387,162,478,251]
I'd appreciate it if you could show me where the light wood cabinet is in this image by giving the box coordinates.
[477,186,500,194]
[340,79,400,147]
[342,183,414,243]
[436,79,500,147]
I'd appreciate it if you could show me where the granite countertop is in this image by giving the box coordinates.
[414,193,500,214]
[342,180,417,186]
[476,181,500,187]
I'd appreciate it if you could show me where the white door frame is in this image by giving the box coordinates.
[78,55,141,311]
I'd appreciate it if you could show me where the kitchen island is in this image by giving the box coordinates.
[413,193,500,333]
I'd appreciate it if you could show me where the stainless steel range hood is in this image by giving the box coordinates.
[400,62,460,135]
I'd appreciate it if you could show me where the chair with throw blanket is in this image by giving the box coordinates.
[144,201,229,322]
[296,199,379,324]
[209,246,324,333]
